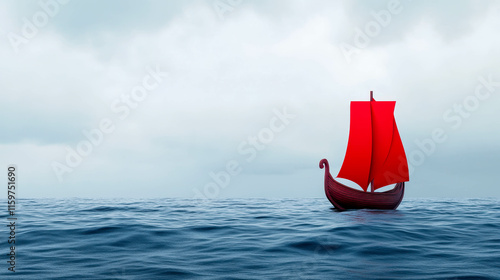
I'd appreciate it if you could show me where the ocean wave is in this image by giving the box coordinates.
[2,198,500,279]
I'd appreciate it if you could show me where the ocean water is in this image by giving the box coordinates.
[2,198,500,279]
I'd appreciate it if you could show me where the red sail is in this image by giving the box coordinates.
[369,101,395,188]
[337,102,372,192]
[337,98,409,192]
[372,119,409,189]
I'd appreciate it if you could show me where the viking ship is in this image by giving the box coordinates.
[320,91,409,211]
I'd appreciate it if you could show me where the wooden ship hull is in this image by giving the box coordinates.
[320,159,405,211]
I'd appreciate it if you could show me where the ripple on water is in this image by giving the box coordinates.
[5,198,500,279]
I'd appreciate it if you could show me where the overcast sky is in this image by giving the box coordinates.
[1,0,499,198]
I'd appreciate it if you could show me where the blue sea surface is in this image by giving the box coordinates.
[2,198,500,279]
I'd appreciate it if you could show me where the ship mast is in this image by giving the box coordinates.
[370,90,374,192]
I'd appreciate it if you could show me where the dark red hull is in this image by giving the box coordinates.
[320,159,404,211]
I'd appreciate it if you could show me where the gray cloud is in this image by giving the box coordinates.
[1,0,499,198]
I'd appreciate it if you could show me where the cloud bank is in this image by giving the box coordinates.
[1,0,499,198]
